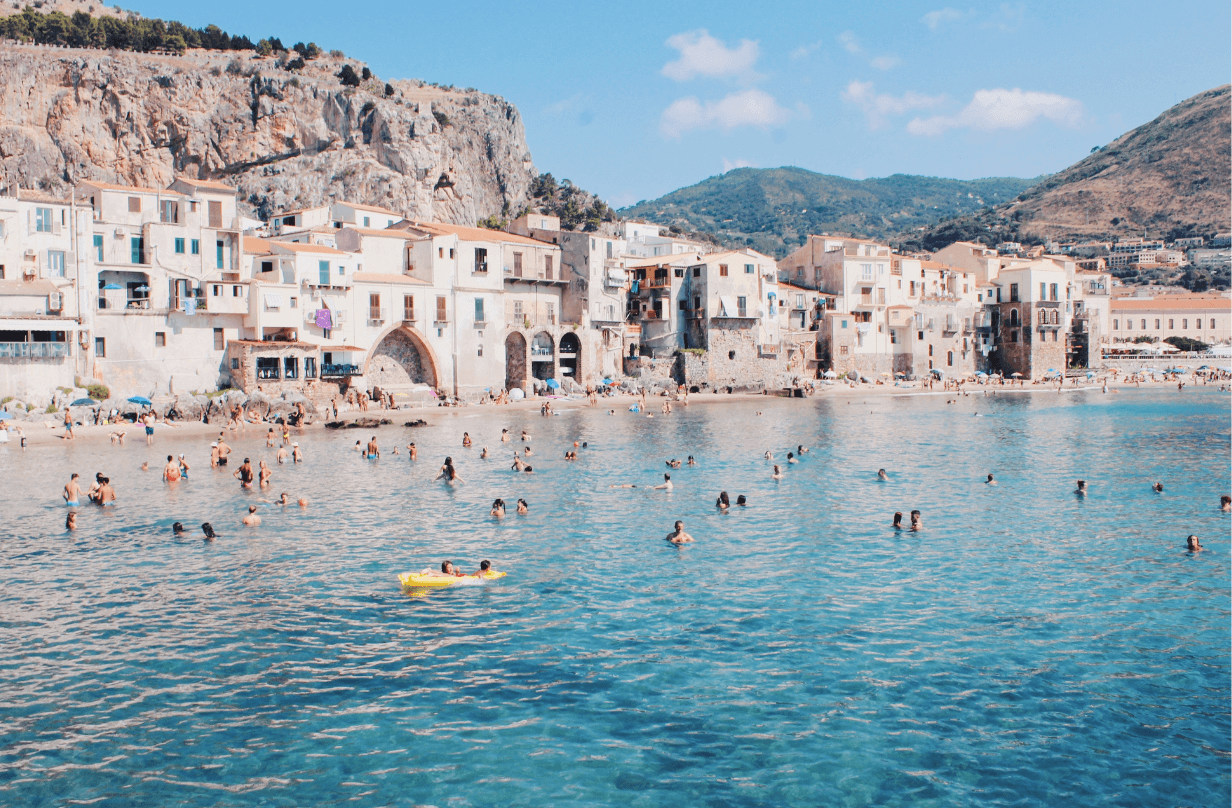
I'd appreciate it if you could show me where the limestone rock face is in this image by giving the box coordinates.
[0,45,537,224]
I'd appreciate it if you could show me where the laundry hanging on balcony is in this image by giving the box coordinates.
[314,308,333,329]
[184,298,197,316]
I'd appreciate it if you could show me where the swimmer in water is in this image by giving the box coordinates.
[201,522,216,541]
[1186,535,1202,552]
[366,437,380,459]
[877,468,889,481]
[480,447,489,459]
[521,430,530,442]
[292,443,303,463]
[1222,495,1231,512]
[501,429,510,442]
[276,445,288,464]
[140,461,149,472]
[687,456,697,466]
[258,460,272,487]
[1075,480,1088,497]
[654,473,673,491]
[986,473,997,485]
[436,457,464,483]
[666,458,681,468]
[172,521,185,535]
[787,452,798,464]
[609,483,637,488]
[462,432,472,447]
[242,505,261,527]
[354,440,363,453]
[491,498,505,518]
[163,455,181,482]
[511,453,526,472]
[523,446,534,457]
[665,520,694,544]
[764,451,773,461]
[910,510,922,531]
[95,477,116,505]
[474,559,495,576]
[736,495,747,506]
[66,512,77,531]
[798,445,808,454]
[1152,482,1163,493]
[63,473,82,506]
[517,498,528,515]
[234,458,254,488]
[408,443,417,461]
[893,511,903,530]
[771,465,784,480]
[716,491,730,510]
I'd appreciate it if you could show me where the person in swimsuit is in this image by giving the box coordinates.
[63,407,74,440]
[163,455,181,482]
[1186,535,1202,552]
[242,505,261,527]
[516,498,528,514]
[201,523,216,541]
[276,445,289,464]
[1075,480,1087,497]
[716,491,730,510]
[234,459,255,488]
[687,456,697,466]
[491,498,506,517]
[66,512,77,530]
[474,559,495,576]
[408,443,418,460]
[96,478,116,505]
[436,457,463,483]
[736,495,747,506]
[258,460,272,487]
[501,429,510,442]
[892,512,903,530]
[1221,495,1231,512]
[654,474,673,491]
[292,443,303,463]
[771,465,784,480]
[787,452,798,464]
[216,439,231,467]
[1152,482,1164,493]
[63,473,82,505]
[426,560,465,579]
[462,432,472,447]
[481,447,489,459]
[266,428,276,447]
[173,522,186,535]
[144,412,155,445]
[665,521,694,544]
[210,443,220,467]
[366,437,380,459]
[910,510,922,531]
[985,473,997,485]
[877,468,889,481]
[511,453,526,472]
[178,455,190,480]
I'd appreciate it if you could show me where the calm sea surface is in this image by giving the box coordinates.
[1,389,1229,807]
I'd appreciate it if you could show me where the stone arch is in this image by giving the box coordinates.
[559,331,581,382]
[505,331,527,392]
[531,331,555,380]
[363,325,440,389]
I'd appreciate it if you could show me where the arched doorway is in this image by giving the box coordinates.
[365,326,439,389]
[559,332,580,381]
[504,332,527,392]
[531,332,555,380]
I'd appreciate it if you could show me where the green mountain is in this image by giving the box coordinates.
[618,167,1040,258]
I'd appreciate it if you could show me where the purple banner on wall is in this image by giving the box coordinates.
[315,309,333,329]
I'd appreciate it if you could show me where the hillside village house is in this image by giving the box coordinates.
[0,189,91,394]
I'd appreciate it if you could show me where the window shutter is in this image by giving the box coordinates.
[27,210,34,234]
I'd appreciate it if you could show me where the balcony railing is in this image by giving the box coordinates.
[645,276,671,288]
[0,342,69,358]
[403,308,415,322]
[321,363,360,378]
[369,307,387,323]
[474,262,488,273]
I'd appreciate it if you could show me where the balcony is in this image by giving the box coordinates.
[321,363,360,378]
[368,307,387,323]
[645,276,671,289]
[474,262,488,274]
[0,342,70,358]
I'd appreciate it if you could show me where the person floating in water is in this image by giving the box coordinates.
[797,445,808,454]
[501,429,510,442]
[462,432,472,447]
[877,468,889,481]
[1075,480,1088,497]
[1186,535,1202,552]
[427,560,465,579]
[909,510,922,531]
[985,473,997,486]
[665,520,694,544]
[1151,482,1164,493]
[480,447,489,459]
[787,452,798,464]
[173,521,186,535]
[474,559,495,576]
[687,456,697,466]
[66,512,77,531]
[654,473,673,491]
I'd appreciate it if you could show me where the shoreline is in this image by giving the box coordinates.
[4,377,1225,449]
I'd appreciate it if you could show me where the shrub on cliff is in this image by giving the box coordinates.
[337,65,361,87]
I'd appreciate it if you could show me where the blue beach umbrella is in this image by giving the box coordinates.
[71,398,99,406]
[545,379,560,389]
[128,396,152,406]
[103,283,123,290]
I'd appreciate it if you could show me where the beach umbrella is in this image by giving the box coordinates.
[127,396,152,406]
[103,283,123,290]
[975,371,987,377]
[1085,371,1096,378]
[822,370,837,378]
[545,378,560,389]
[71,397,99,406]
[1011,372,1023,377]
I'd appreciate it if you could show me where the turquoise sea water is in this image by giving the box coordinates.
[1,388,1229,807]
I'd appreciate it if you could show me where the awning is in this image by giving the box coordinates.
[607,268,626,282]
[263,293,282,308]
[719,296,739,316]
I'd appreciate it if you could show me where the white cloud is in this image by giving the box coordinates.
[921,7,962,30]
[838,31,861,54]
[790,40,822,60]
[842,80,945,130]
[662,29,760,82]
[870,55,901,70]
[722,158,756,172]
[907,88,1084,135]
[545,93,583,115]
[661,89,795,138]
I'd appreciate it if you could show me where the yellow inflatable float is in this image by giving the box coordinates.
[399,570,507,588]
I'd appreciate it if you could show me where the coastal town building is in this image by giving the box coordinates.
[1108,294,1232,345]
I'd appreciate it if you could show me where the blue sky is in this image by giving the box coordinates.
[130,0,1230,208]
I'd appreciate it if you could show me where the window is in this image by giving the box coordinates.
[319,261,330,285]
[477,344,483,357]
[544,255,553,279]
[94,234,103,262]
[233,286,241,297]
[213,328,224,350]
[513,300,523,319]
[216,240,224,270]
[1010,283,1019,302]
[1182,319,1187,329]
[474,297,485,322]
[947,350,953,367]
[191,239,200,255]
[474,247,488,273]
[1050,283,1058,301]
[513,252,523,277]
[1210,319,1216,329]
[877,288,886,305]
[691,266,700,277]
[1113,319,1119,330]
[260,260,273,273]
[338,265,345,277]
[449,248,455,259]
[1154,319,1160,330]
[131,237,144,264]
[1010,330,1018,343]
[438,247,445,259]
[284,356,299,379]
[305,357,317,379]
[547,302,555,324]
[839,345,849,355]
[606,241,613,259]
[890,330,897,344]
[160,200,178,223]
[256,357,279,380]
[174,237,185,254]
[737,296,747,317]
[928,344,933,357]
[796,294,804,308]
[230,357,239,369]
[436,296,447,322]
[403,294,415,321]
[290,296,297,309]
[363,216,371,227]
[861,263,873,280]
[369,293,382,321]
[47,251,65,277]
[745,263,754,274]
[154,332,166,348]
[128,196,141,213]
[1168,319,1174,329]
[918,330,924,340]
[1038,309,1047,324]
[208,200,222,228]
[95,337,105,357]
[719,264,729,277]
[841,320,848,328]
[1040,282,1047,300]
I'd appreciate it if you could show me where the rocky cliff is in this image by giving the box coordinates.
[0,43,536,223]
